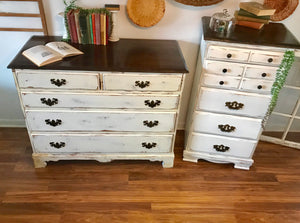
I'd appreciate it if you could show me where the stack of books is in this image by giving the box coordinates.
[235,2,276,30]
[66,8,111,45]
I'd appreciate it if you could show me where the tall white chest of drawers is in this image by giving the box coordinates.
[184,17,300,170]
[9,37,188,168]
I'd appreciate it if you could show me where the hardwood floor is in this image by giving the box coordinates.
[0,128,299,223]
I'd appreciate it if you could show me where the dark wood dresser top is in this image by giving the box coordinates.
[202,16,300,49]
[8,36,188,73]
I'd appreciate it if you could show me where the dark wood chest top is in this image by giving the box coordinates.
[202,16,300,49]
[8,36,188,73]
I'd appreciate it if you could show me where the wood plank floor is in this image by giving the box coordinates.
[0,128,299,223]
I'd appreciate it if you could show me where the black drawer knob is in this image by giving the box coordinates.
[40,98,58,106]
[257,85,263,90]
[144,100,161,108]
[50,142,65,149]
[135,81,150,88]
[143,120,159,128]
[225,101,244,110]
[50,79,66,87]
[219,81,225,85]
[45,119,62,127]
[222,68,228,73]
[268,58,273,63]
[261,73,267,77]
[227,53,232,59]
[214,144,230,152]
[218,124,236,132]
[142,142,157,149]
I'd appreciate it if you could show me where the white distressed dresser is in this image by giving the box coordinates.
[8,36,188,168]
[184,17,300,170]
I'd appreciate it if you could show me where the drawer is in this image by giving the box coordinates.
[207,45,250,62]
[26,110,176,132]
[21,91,179,110]
[193,111,262,140]
[249,50,284,65]
[244,65,277,80]
[241,79,273,93]
[197,87,271,117]
[202,74,240,89]
[190,133,256,158]
[205,60,244,76]
[31,133,173,153]
[16,71,99,90]
[103,73,182,91]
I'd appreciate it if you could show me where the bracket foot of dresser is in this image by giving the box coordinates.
[183,150,253,170]
[32,153,175,168]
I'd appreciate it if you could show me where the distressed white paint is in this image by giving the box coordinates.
[103,73,183,91]
[197,87,271,118]
[244,65,277,80]
[21,91,179,109]
[190,132,256,158]
[193,111,262,140]
[26,110,177,132]
[202,74,240,89]
[31,133,173,153]
[17,70,99,90]
[249,51,284,65]
[207,45,250,62]
[205,60,244,76]
[240,78,273,93]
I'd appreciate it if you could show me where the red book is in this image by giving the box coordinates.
[66,9,74,42]
[236,20,264,30]
[92,13,96,44]
[69,9,78,43]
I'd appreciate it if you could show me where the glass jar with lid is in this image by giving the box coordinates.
[209,9,235,33]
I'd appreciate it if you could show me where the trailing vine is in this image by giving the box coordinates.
[262,49,295,127]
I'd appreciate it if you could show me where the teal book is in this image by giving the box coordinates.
[89,14,94,44]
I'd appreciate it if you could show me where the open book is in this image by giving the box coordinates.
[22,41,84,67]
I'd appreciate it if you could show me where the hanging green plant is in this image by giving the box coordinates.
[262,49,295,127]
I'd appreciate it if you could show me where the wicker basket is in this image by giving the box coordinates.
[127,0,165,27]
[174,0,223,6]
[264,0,299,21]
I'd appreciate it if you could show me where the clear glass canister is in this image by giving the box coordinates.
[209,9,235,33]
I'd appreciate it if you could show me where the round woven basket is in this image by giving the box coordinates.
[127,0,165,27]
[264,0,299,21]
[174,0,223,6]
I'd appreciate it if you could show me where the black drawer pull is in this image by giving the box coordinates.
[222,68,228,73]
[45,119,62,127]
[218,124,236,132]
[219,81,225,85]
[257,85,263,90]
[143,120,159,128]
[261,73,267,77]
[50,142,65,149]
[142,142,157,149]
[268,58,273,63]
[225,101,244,110]
[50,79,66,87]
[213,144,230,152]
[227,53,232,59]
[144,100,161,108]
[135,81,150,88]
[40,98,58,106]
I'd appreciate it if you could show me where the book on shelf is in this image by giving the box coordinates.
[239,1,276,16]
[238,8,271,20]
[236,20,265,30]
[74,9,82,44]
[79,12,89,44]
[95,13,101,45]
[67,9,78,43]
[22,42,83,67]
[88,14,94,44]
[235,10,270,24]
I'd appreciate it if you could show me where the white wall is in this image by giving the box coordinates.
[1,0,299,128]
